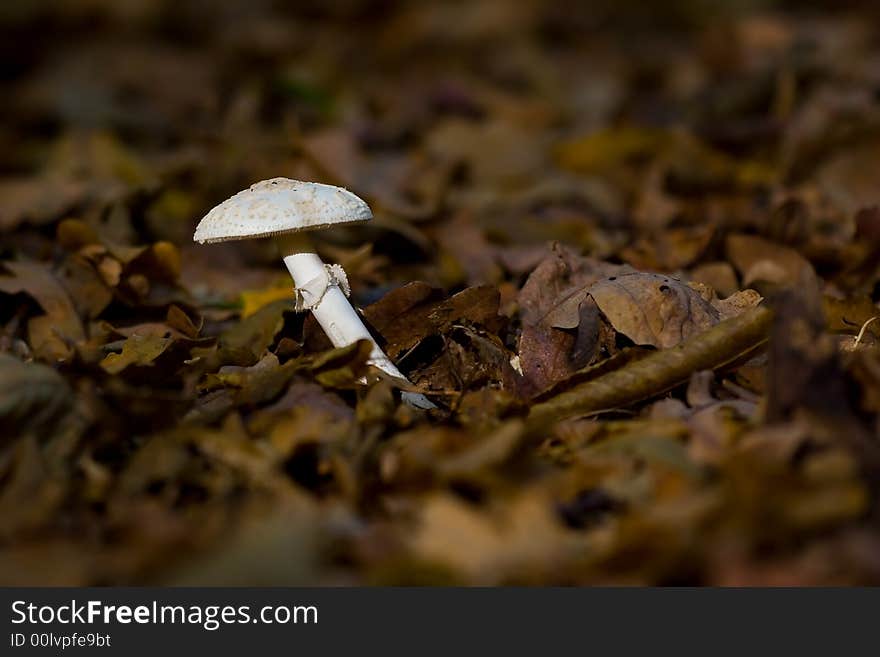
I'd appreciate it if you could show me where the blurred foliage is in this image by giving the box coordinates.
[2,0,880,585]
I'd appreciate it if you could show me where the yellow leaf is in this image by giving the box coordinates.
[240,286,292,318]
[556,127,669,173]
[100,334,172,374]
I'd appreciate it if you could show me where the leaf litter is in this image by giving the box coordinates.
[2,1,880,585]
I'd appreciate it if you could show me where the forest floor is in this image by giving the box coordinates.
[3,1,880,585]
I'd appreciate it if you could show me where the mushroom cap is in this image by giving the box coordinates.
[193,178,372,244]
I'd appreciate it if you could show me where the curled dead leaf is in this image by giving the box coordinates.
[0,260,85,362]
[100,334,173,375]
[517,243,628,393]
[585,272,761,349]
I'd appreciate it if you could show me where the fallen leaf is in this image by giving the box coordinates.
[240,286,293,318]
[218,299,295,364]
[362,282,442,358]
[100,334,173,374]
[726,234,813,289]
[517,243,627,393]
[409,492,581,584]
[556,126,669,174]
[0,176,87,231]
[0,260,85,361]
[588,274,709,348]
[528,305,773,428]
[165,305,202,339]
[363,283,504,360]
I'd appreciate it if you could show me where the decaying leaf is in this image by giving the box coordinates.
[240,285,294,318]
[517,246,761,396]
[0,176,87,232]
[218,298,295,364]
[726,234,813,289]
[363,282,505,367]
[0,354,73,444]
[528,305,773,428]
[583,272,761,349]
[517,243,627,393]
[0,260,85,361]
[409,492,582,584]
[100,334,173,374]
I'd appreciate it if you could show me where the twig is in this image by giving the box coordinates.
[526,305,773,431]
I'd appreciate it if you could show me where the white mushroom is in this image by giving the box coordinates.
[194,178,435,409]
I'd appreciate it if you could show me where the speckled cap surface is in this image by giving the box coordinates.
[193,178,372,244]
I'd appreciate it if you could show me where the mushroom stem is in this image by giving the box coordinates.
[275,233,435,409]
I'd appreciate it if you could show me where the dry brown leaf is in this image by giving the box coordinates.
[100,334,174,374]
[218,298,294,364]
[726,234,814,289]
[409,492,581,583]
[362,282,442,358]
[517,243,628,393]
[0,176,87,231]
[363,283,503,361]
[549,272,760,350]
[0,260,85,361]
[528,305,773,427]
[58,254,114,318]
